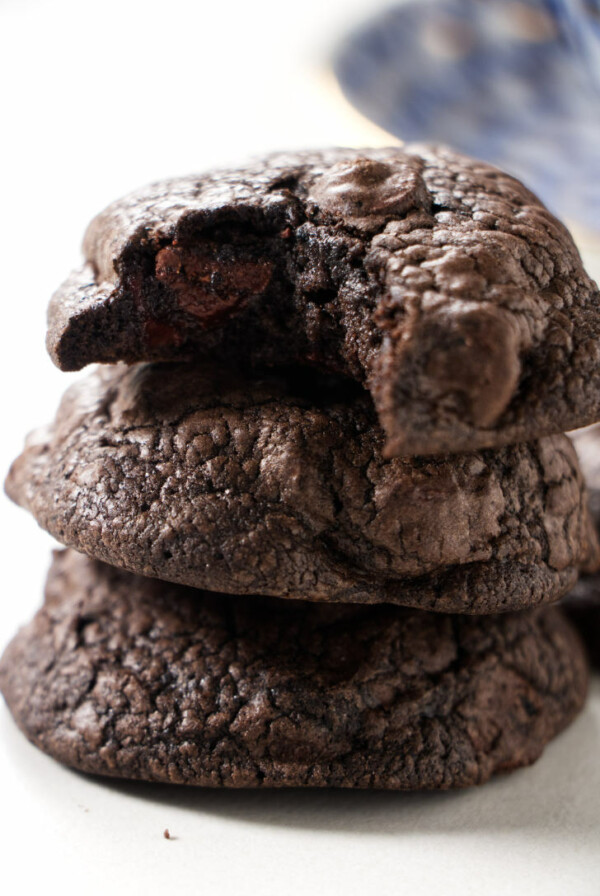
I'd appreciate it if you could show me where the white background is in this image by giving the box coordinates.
[0,1,598,893]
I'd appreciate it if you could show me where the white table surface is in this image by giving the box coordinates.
[0,2,598,893]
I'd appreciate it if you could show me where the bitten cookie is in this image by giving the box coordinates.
[46,146,600,457]
[6,363,598,613]
[0,550,588,789]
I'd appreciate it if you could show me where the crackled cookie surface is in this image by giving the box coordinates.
[47,146,600,456]
[0,550,588,789]
[6,363,598,613]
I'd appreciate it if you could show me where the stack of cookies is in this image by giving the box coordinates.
[2,146,600,790]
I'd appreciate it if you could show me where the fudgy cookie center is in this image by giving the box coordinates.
[155,242,273,325]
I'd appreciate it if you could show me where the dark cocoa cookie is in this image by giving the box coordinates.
[46,146,600,457]
[0,550,588,789]
[6,362,598,613]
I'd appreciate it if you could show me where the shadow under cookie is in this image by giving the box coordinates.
[5,362,598,614]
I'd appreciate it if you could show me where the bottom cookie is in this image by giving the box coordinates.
[0,550,588,790]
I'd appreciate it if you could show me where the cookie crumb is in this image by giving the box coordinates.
[163,829,171,840]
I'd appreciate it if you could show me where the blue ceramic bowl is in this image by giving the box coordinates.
[334,0,600,230]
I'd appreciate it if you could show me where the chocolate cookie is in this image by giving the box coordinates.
[6,362,598,613]
[46,146,600,457]
[0,550,588,789]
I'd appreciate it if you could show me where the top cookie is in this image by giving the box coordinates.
[46,146,600,457]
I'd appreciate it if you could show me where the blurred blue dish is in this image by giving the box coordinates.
[562,0,600,90]
[334,0,600,230]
